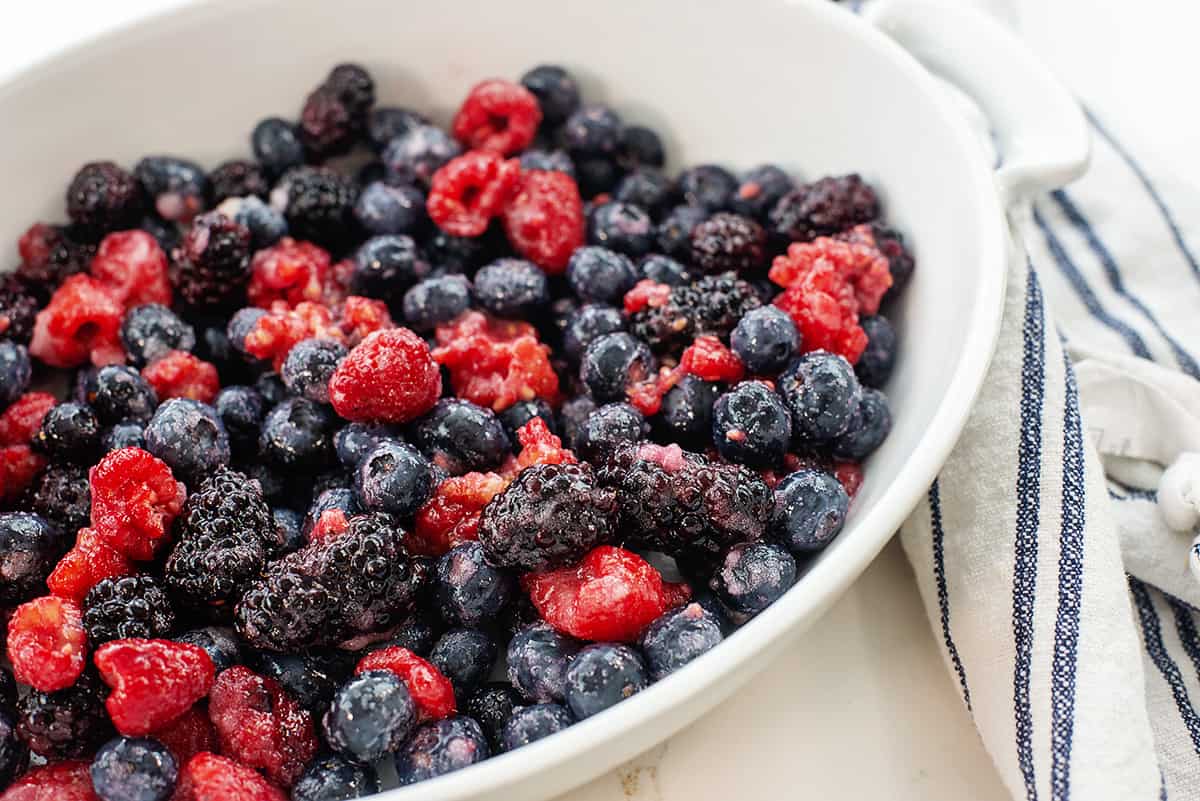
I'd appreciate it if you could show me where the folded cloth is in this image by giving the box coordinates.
[887,1,1200,798]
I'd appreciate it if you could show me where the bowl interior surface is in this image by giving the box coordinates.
[0,1,1006,798]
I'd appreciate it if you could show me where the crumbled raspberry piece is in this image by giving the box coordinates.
[246,239,331,309]
[322,258,355,307]
[7,595,88,692]
[95,638,215,735]
[28,274,124,368]
[208,666,317,788]
[309,508,349,543]
[680,336,745,382]
[243,301,343,370]
[337,295,393,346]
[634,442,690,473]
[175,753,287,801]
[514,417,577,470]
[89,447,186,561]
[427,151,520,237]
[1,761,99,801]
[625,366,683,417]
[0,445,46,503]
[661,579,694,610]
[90,230,172,308]
[623,279,672,314]
[432,311,559,411]
[451,79,542,155]
[834,460,863,498]
[152,705,218,768]
[48,527,133,604]
[17,223,61,276]
[141,350,220,403]
[522,546,679,642]
[0,392,57,445]
[772,260,867,363]
[356,646,457,720]
[769,234,892,317]
[329,327,441,423]
[412,471,506,556]
[502,170,585,274]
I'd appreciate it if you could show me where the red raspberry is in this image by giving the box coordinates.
[90,230,172,308]
[1,761,99,801]
[247,239,331,309]
[680,336,745,382]
[152,705,218,768]
[356,647,457,720]
[427,151,521,238]
[834,460,863,498]
[432,311,559,412]
[0,392,57,445]
[140,350,220,403]
[17,223,61,276]
[0,445,46,504]
[89,447,186,561]
[412,471,507,556]
[769,234,891,316]
[522,546,687,642]
[623,279,671,314]
[175,753,287,801]
[208,666,317,788]
[502,170,585,274]
[329,327,441,423]
[513,417,577,470]
[834,224,897,314]
[338,295,394,346]
[28,275,124,368]
[622,365,684,418]
[309,508,350,544]
[243,301,343,370]
[322,258,355,307]
[95,639,215,735]
[772,260,867,364]
[7,596,88,692]
[47,527,133,604]
[451,79,542,155]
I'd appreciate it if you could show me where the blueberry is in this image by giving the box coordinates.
[731,306,800,375]
[640,603,723,680]
[354,181,427,236]
[711,541,796,620]
[304,487,362,539]
[85,365,158,425]
[173,627,242,674]
[677,164,737,211]
[258,397,333,468]
[402,274,471,332]
[34,402,100,463]
[0,667,14,708]
[0,513,68,606]
[212,385,264,454]
[563,644,648,720]
[655,205,709,260]
[425,230,492,275]
[242,462,287,503]
[0,705,26,789]
[120,304,196,368]
[133,156,207,223]
[465,683,523,751]
[563,303,627,363]
[575,157,621,197]
[519,149,575,176]
[559,396,597,452]
[251,117,305,177]
[281,338,347,405]
[520,65,581,127]
[616,126,666,170]
[497,399,558,446]
[254,372,289,407]
[366,106,429,152]
[293,754,379,801]
[856,314,897,388]
[613,169,673,215]
[225,307,267,357]
[561,105,622,156]
[383,125,462,186]
[588,202,654,258]
[831,388,892,461]
[324,670,417,763]
[217,195,288,249]
[435,542,515,628]
[352,234,430,304]
[638,254,689,286]
[102,422,146,452]
[778,352,862,444]
[138,215,181,252]
[769,468,850,554]
[472,259,549,318]
[89,736,177,801]
[395,716,490,785]
[333,422,401,468]
[655,375,719,448]
[578,403,647,463]
[500,703,574,751]
[409,398,510,476]
[567,247,638,305]
[730,164,795,221]
[272,507,304,553]
[376,612,443,658]
[355,440,433,517]
[0,342,30,407]
[430,628,497,699]
[712,381,791,468]
[507,622,581,703]
[580,332,656,403]
[254,649,354,713]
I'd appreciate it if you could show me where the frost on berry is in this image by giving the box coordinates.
[95,638,215,736]
[769,232,892,316]
[502,170,585,274]
[28,275,124,368]
[679,336,745,383]
[412,471,507,556]
[7,595,88,692]
[247,239,331,309]
[452,79,542,155]
[141,350,220,403]
[89,447,186,561]
[329,327,442,423]
[0,392,57,445]
[356,646,457,720]
[432,311,559,412]
[427,151,520,237]
[1,761,100,801]
[175,752,288,801]
[90,230,172,308]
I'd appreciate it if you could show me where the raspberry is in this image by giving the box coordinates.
[769,234,891,316]
[17,223,61,278]
[768,174,880,243]
[0,275,39,345]
[0,393,56,445]
[338,295,394,346]
[0,446,45,504]
[502,170,586,274]
[680,336,745,382]
[15,672,112,759]
[66,162,144,236]
[175,753,287,801]
[522,546,685,642]
[689,213,767,275]
[512,417,576,471]
[451,80,542,156]
[170,211,253,311]
[1,761,100,801]
[629,273,762,356]
[772,260,868,363]
[47,528,133,604]
[834,460,863,498]
[151,705,217,768]
[622,279,671,314]
[432,312,559,412]
[412,471,507,557]
[243,301,342,370]
[82,575,175,645]
[328,328,441,423]
[28,275,123,368]
[7,596,87,692]
[95,639,215,735]
[356,647,457,720]
[89,447,186,561]
[246,239,331,309]
[308,507,350,543]
[208,666,318,788]
[90,230,172,308]
[140,350,219,403]
[426,151,520,237]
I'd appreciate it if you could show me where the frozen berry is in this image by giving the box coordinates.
[0,446,45,505]
[654,375,719,448]
[831,387,891,461]
[95,639,215,736]
[394,717,489,785]
[519,148,574,176]
[174,752,287,801]
[212,386,263,454]
[433,312,560,412]
[771,260,866,363]
[83,576,175,646]
[140,351,218,404]
[330,328,441,424]
[366,106,428,151]
[258,398,333,468]
[208,159,270,204]
[690,212,766,274]
[710,542,795,620]
[520,65,580,127]
[300,65,375,160]
[88,447,186,561]
[277,167,359,251]
[465,683,522,751]
[0,275,38,346]
[638,254,688,286]
[679,336,745,383]
[0,343,30,408]
[656,205,707,261]
[174,628,241,675]
[247,239,331,309]
[350,234,428,306]
[502,169,585,273]
[28,463,91,534]
[500,703,573,752]
[101,423,145,453]
[613,168,673,214]
[355,647,456,721]
[208,666,317,787]
[579,332,655,404]
[2,761,101,801]
[563,643,647,719]
[507,622,582,704]
[639,603,723,679]
[291,755,378,801]
[15,671,111,759]
[382,125,462,186]
[250,650,352,715]
[434,542,514,628]
[855,314,897,388]
[354,181,426,236]
[89,736,178,801]
[777,351,862,444]
[47,528,133,605]
[134,156,207,224]
[33,402,100,463]
[472,259,548,319]
[629,273,761,356]
[218,196,288,249]
[0,513,68,606]
[354,440,434,517]
[427,629,495,699]
[769,174,880,243]
[252,118,306,178]
[120,305,195,368]
[426,151,519,238]
[323,671,416,763]
[731,306,799,375]
[769,468,849,554]
[411,471,506,557]
[616,126,665,170]
[408,399,510,476]
[769,233,891,316]
[67,162,144,236]
[170,212,252,312]
[8,595,87,692]
[452,80,541,155]
[576,402,646,463]
[0,704,27,790]
[332,422,398,468]
[28,275,124,368]
[730,164,795,222]
[712,381,791,468]
[281,338,346,404]
[561,106,621,158]
[402,275,471,332]
[677,165,736,212]
[0,394,62,447]
[567,247,637,305]
[588,202,653,258]
[498,399,557,446]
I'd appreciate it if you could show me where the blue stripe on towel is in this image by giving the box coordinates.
[1168,596,1200,684]
[929,480,972,711]
[1129,577,1200,756]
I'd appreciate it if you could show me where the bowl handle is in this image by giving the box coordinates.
[865,0,1090,206]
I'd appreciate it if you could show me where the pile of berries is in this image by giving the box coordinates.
[0,60,909,798]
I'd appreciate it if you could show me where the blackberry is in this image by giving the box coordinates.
[0,342,30,407]
[16,672,113,759]
[711,381,792,469]
[472,259,549,318]
[27,463,90,534]
[654,375,719,448]
[435,542,515,628]
[66,161,144,236]
[710,541,796,621]
[677,164,737,212]
[120,304,196,368]
[768,174,880,243]
[366,106,429,152]
[394,717,489,785]
[831,387,892,461]
[567,247,638,304]
[640,603,723,679]
[500,703,573,752]
[324,671,416,763]
[83,576,176,646]
[251,118,306,178]
[300,64,375,160]
[212,385,264,455]
[730,164,794,222]
[428,629,496,699]
[402,274,471,332]
[731,306,799,375]
[639,254,689,286]
[382,125,461,186]
[479,462,617,571]
[174,627,242,674]
[84,365,158,425]
[134,156,208,223]
[355,440,434,517]
[596,443,772,561]
[164,466,279,610]
[258,397,334,468]
[169,211,253,311]
[235,513,427,651]
[33,402,100,462]
[281,339,347,405]
[253,649,355,713]
[408,399,510,475]
[507,621,580,702]
[277,166,359,250]
[17,225,95,290]
[143,398,231,484]
[498,399,558,446]
[0,513,67,606]
[629,272,762,355]
[293,754,379,801]
[465,683,523,751]
[217,195,288,249]
[689,212,766,275]
[563,644,647,720]
[656,204,708,261]
[355,181,427,237]
[577,402,647,463]
[351,234,430,304]
[587,202,654,258]
[616,126,666,170]
[519,149,575,176]
[207,159,270,204]
[0,706,28,791]
[89,736,178,801]
[579,332,655,404]
[0,276,38,345]
[613,168,674,215]
[520,65,581,127]
[778,351,862,444]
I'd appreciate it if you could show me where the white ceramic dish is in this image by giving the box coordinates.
[0,1,1088,798]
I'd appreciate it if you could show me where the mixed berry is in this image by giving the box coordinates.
[0,59,910,798]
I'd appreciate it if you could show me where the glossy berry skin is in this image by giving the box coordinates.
[638,254,688,286]
[677,164,737,212]
[120,304,195,368]
[33,402,100,463]
[174,752,287,801]
[587,202,654,258]
[769,468,850,554]
[408,399,510,475]
[212,385,264,454]
[654,376,719,449]
[143,398,230,484]
[567,247,638,305]
[710,542,796,621]
[855,314,897,388]
[580,332,655,404]
[563,643,648,720]
[394,717,490,786]
[174,627,242,675]
[831,387,892,461]
[252,118,306,177]
[0,513,68,606]
[639,602,723,680]
[281,338,346,405]
[329,328,442,424]
[731,306,800,376]
[252,649,353,714]
[497,399,557,447]
[0,342,30,407]
[355,440,434,518]
[500,703,573,752]
[323,670,416,763]
[576,403,645,463]
[428,629,495,699]
[89,736,178,801]
[351,234,429,305]
[777,351,862,445]
[84,366,158,425]
[332,422,399,468]
[562,304,626,364]
[355,181,426,236]
[134,156,207,224]
[711,381,792,469]
[402,275,471,333]
[520,65,580,127]
[472,259,549,319]
[465,683,522,750]
[291,755,379,801]
[730,164,795,222]
[435,542,515,628]
[101,422,146,452]
[258,398,333,468]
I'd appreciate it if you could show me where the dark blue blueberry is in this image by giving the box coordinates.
[655,376,719,448]
[856,314,897,388]
[85,365,158,425]
[575,157,621,197]
[138,215,181,252]
[731,306,800,375]
[0,512,67,606]
[435,542,515,627]
[563,304,626,364]
[356,160,388,186]
[213,385,264,454]
[366,106,429,152]
[324,671,417,763]
[102,422,145,452]
[351,234,430,304]
[89,736,177,801]
[730,164,795,221]
[251,117,305,177]
[710,541,796,621]
[712,381,791,468]
[563,644,648,719]
[831,388,892,461]
[588,202,654,258]
[255,372,288,407]
[567,247,638,304]
[578,403,646,463]
[778,352,862,444]
[500,703,574,751]
[225,307,267,357]
[333,422,401,468]
[424,229,490,274]
[281,338,347,405]
[561,105,622,156]
[120,304,195,367]
[472,259,549,318]
[616,126,666,170]
[0,667,14,708]
[875,225,915,302]
[173,626,242,674]
[355,440,433,517]
[312,468,352,497]
[0,342,30,407]
[395,717,490,785]
[613,169,673,215]
[219,195,287,249]
[242,462,287,503]
[507,622,581,703]
[521,65,581,127]
[580,332,655,403]
[639,603,723,680]
[258,397,333,468]
[408,399,510,475]
[377,612,443,658]
[655,205,708,260]
[271,507,304,552]
[293,754,379,801]
[497,399,557,446]
[430,628,497,699]
[465,683,523,751]
[34,402,100,463]
[677,164,737,212]
[133,156,207,223]
[519,149,575,176]
[559,396,597,452]
[304,487,361,539]
[382,125,462,186]
[354,181,427,237]
[402,274,471,332]
[0,705,27,789]
[71,367,98,404]
[769,468,849,554]
[638,254,689,286]
[254,649,354,713]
